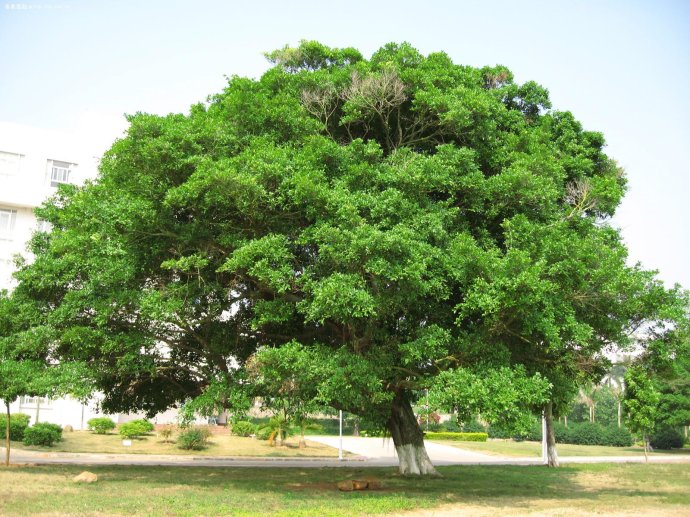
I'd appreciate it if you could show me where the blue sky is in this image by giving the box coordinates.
[1,0,688,289]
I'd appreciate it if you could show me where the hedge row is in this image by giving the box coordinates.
[425,432,488,442]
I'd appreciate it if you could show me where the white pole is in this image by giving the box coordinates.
[338,410,343,460]
[541,411,547,465]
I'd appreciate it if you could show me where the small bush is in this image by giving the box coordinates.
[255,426,272,440]
[87,417,116,434]
[231,421,256,437]
[129,419,154,433]
[462,420,487,433]
[603,426,634,447]
[178,428,209,450]
[118,419,153,439]
[650,426,684,450]
[425,432,488,442]
[22,423,62,447]
[5,413,31,441]
[158,425,175,442]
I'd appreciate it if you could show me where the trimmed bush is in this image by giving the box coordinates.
[87,417,116,434]
[178,428,209,450]
[129,419,154,433]
[118,419,153,439]
[22,423,62,447]
[603,426,634,447]
[425,432,488,442]
[231,421,256,437]
[650,427,684,450]
[5,413,31,441]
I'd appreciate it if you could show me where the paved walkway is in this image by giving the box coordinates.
[3,438,690,467]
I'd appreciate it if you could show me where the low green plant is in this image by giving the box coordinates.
[650,426,684,450]
[87,417,116,434]
[177,428,210,450]
[5,413,30,441]
[118,420,153,439]
[22,423,62,447]
[231,421,256,437]
[426,432,488,442]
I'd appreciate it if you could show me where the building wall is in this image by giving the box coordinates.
[0,122,109,429]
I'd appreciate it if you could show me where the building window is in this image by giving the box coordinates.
[19,396,51,407]
[0,208,17,240]
[0,151,22,176]
[49,160,74,187]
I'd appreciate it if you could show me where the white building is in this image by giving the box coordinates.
[0,122,114,429]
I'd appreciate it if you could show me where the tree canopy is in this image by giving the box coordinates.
[13,41,689,475]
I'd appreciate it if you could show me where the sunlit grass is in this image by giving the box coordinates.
[435,439,690,458]
[1,463,689,516]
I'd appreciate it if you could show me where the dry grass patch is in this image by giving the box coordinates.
[13,430,345,457]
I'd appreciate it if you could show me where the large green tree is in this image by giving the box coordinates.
[14,41,687,475]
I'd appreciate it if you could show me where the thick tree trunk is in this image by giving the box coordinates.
[388,393,439,476]
[545,402,559,468]
[5,402,10,467]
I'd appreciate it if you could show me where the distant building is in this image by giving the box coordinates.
[0,122,113,429]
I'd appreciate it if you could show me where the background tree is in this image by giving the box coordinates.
[13,41,688,475]
[624,366,660,461]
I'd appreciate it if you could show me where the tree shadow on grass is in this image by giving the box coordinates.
[5,464,689,515]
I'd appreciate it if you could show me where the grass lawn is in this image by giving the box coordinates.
[12,430,346,458]
[435,439,690,458]
[1,463,689,516]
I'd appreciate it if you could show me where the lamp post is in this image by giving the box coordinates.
[541,411,547,465]
[338,410,343,460]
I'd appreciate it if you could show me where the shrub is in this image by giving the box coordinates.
[462,420,487,433]
[118,419,153,439]
[232,421,256,437]
[255,426,273,440]
[158,425,175,442]
[5,413,31,441]
[650,426,684,450]
[443,419,461,433]
[425,432,488,442]
[87,417,116,434]
[129,419,154,433]
[562,422,603,445]
[603,426,634,447]
[177,428,209,450]
[22,423,62,447]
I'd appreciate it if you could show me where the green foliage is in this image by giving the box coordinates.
[22,422,62,447]
[118,419,153,439]
[177,428,210,450]
[429,366,550,436]
[624,367,660,442]
[5,413,30,441]
[650,426,684,450]
[10,41,688,474]
[231,421,256,437]
[602,426,634,447]
[87,417,116,434]
[461,420,487,433]
[503,418,633,447]
[425,432,488,442]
